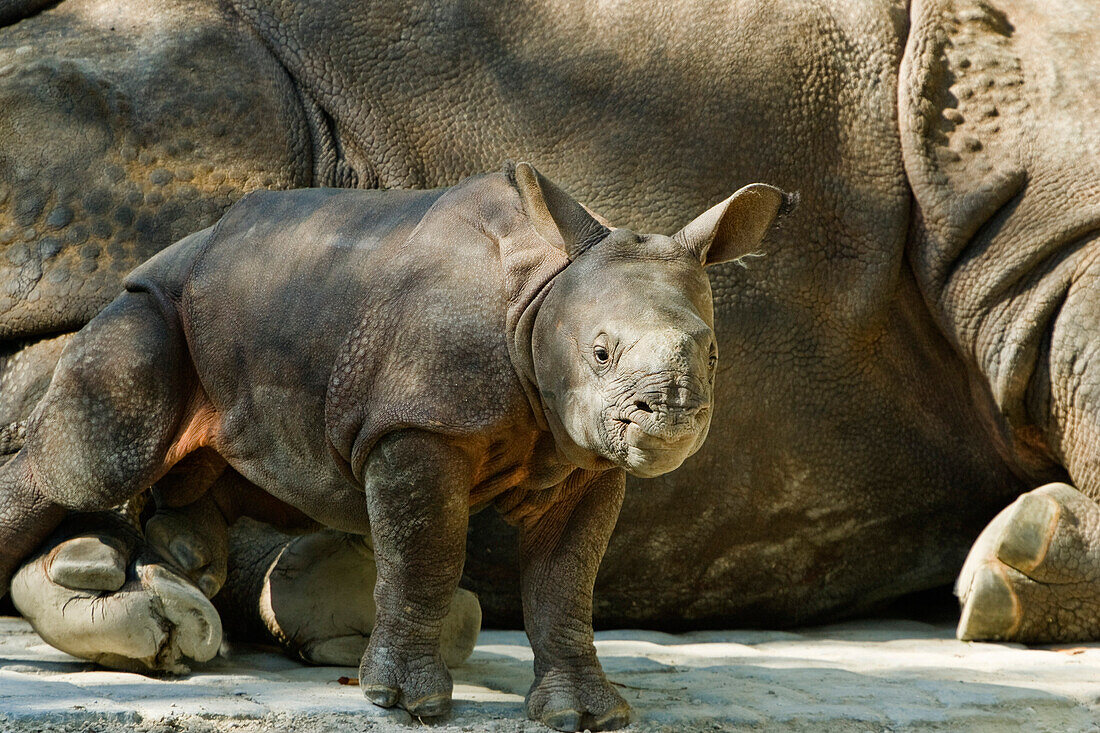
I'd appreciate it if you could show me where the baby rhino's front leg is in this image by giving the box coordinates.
[358,430,471,718]
[522,469,631,732]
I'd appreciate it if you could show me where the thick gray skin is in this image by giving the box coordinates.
[1,0,1098,665]
[0,166,785,729]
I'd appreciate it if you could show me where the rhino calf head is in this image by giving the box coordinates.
[516,163,795,478]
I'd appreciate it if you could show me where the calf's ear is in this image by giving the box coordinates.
[513,162,609,259]
[674,184,798,267]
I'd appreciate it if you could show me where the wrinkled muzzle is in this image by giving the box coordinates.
[605,372,712,478]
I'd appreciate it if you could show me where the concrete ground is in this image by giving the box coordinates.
[3,611,1100,733]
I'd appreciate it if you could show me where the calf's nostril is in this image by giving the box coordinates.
[634,400,654,414]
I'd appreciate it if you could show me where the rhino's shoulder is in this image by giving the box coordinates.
[320,177,551,479]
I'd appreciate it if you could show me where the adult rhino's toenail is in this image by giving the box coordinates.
[46,536,127,591]
[957,564,1020,641]
[996,493,1061,574]
[197,573,221,598]
[168,537,207,572]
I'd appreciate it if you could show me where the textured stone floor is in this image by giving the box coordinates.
[3,614,1100,732]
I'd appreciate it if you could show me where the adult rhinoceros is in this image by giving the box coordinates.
[1,0,1098,674]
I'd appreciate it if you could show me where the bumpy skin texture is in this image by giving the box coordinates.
[898,0,1100,639]
[0,0,311,341]
[0,0,1098,670]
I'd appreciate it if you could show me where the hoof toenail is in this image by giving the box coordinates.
[407,692,451,717]
[997,493,1060,574]
[957,564,1020,641]
[543,709,584,732]
[362,684,399,707]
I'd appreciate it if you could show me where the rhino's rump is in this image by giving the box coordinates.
[133,184,536,528]
[134,188,443,529]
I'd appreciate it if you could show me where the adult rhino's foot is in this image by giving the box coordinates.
[957,483,1100,642]
[145,493,228,600]
[218,519,481,668]
[525,667,632,732]
[10,513,222,673]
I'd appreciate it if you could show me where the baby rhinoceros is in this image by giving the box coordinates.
[0,163,792,731]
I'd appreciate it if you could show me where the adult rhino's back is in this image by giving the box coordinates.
[0,0,315,343]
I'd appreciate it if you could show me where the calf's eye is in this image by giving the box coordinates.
[594,345,610,364]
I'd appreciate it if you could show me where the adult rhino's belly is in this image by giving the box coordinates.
[466,473,1000,628]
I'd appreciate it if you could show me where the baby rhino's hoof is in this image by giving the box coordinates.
[359,638,454,718]
[957,483,1100,642]
[526,669,632,732]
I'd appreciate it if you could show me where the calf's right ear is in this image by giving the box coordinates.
[674,184,798,267]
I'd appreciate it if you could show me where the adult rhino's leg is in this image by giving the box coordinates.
[900,0,1100,641]
[0,317,234,672]
[956,483,1100,641]
[11,507,222,673]
[143,468,482,669]
[0,333,71,618]
[152,467,483,669]
[0,288,220,676]
[211,518,481,669]
[1,290,197,584]
[954,234,1100,642]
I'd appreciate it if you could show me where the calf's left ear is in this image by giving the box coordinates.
[512,161,610,259]
[674,184,798,267]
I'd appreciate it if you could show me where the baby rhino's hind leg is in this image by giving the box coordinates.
[0,290,194,591]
